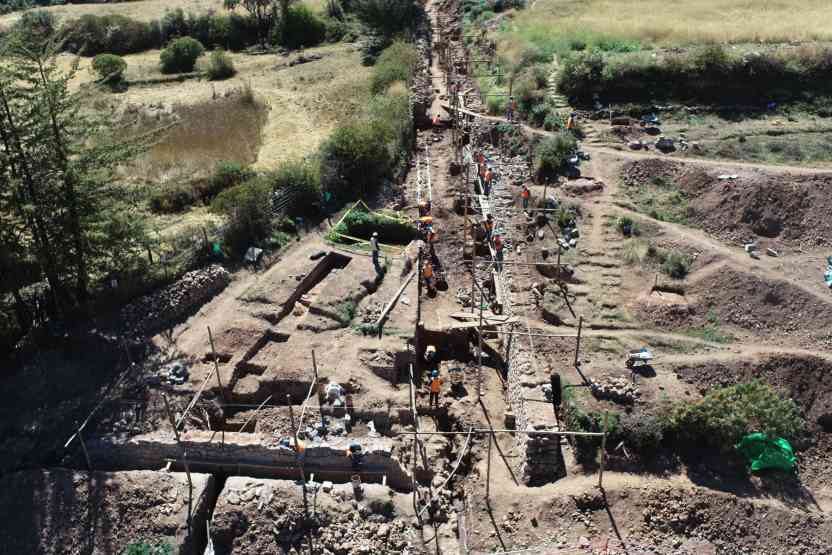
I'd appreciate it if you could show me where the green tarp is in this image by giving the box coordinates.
[736,433,796,473]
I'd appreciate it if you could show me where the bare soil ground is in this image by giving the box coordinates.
[0,469,214,555]
[6,0,832,553]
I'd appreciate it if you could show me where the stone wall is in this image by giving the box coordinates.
[88,431,415,491]
[121,264,230,333]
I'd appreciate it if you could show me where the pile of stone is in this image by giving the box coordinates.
[521,426,566,485]
[159,361,189,385]
[455,286,472,307]
[357,301,383,325]
[121,265,230,333]
[589,376,640,404]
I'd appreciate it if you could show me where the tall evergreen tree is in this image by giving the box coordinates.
[0,35,151,323]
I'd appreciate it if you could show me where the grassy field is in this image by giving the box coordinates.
[53,19,369,239]
[0,0,225,27]
[498,0,832,61]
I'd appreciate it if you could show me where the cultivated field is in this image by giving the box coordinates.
[502,0,832,57]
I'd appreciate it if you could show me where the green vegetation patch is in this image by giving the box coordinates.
[627,175,691,225]
[328,207,415,245]
[670,380,806,452]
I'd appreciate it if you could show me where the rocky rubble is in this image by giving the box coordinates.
[589,376,640,404]
[212,480,422,555]
[638,486,832,555]
[121,265,230,333]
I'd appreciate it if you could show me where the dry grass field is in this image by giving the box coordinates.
[498,0,832,61]
[0,0,225,27]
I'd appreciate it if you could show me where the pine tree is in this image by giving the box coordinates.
[0,34,151,323]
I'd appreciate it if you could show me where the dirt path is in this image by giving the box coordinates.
[457,106,832,174]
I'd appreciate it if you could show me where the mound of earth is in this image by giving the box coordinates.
[636,486,831,555]
[622,159,832,248]
[688,268,832,346]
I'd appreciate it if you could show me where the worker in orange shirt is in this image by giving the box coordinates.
[423,259,436,294]
[520,184,531,210]
[483,166,494,196]
[429,369,443,409]
[494,233,504,272]
[482,214,494,242]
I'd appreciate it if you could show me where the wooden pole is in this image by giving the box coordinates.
[486,431,493,501]
[574,315,583,368]
[207,326,226,401]
[311,350,319,382]
[77,429,92,471]
[312,350,326,432]
[598,412,608,490]
[288,395,309,517]
[238,395,272,433]
[477,275,485,400]
[183,450,193,538]
[287,394,296,434]
[163,394,181,443]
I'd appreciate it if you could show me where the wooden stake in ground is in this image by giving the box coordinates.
[598,411,608,490]
[287,395,309,518]
[77,428,92,471]
[486,431,493,501]
[163,394,181,443]
[207,326,227,401]
[182,450,193,538]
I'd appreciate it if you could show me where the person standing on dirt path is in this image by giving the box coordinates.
[482,214,494,243]
[521,184,531,210]
[506,96,517,122]
[483,166,494,196]
[493,233,504,272]
[370,231,381,272]
[429,370,443,409]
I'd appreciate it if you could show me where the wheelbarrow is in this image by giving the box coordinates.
[626,348,653,369]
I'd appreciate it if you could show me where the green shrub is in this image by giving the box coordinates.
[661,250,691,279]
[543,111,564,131]
[671,381,805,452]
[611,412,667,456]
[566,404,619,464]
[371,40,419,94]
[60,14,161,56]
[202,161,255,200]
[319,121,392,201]
[212,176,274,254]
[534,134,577,180]
[616,215,639,237]
[207,49,236,80]
[10,9,57,51]
[121,542,174,555]
[269,159,321,217]
[329,207,416,244]
[353,0,423,39]
[149,183,196,214]
[367,88,413,163]
[92,54,127,84]
[486,94,507,115]
[160,36,205,74]
[529,102,550,126]
[278,4,327,49]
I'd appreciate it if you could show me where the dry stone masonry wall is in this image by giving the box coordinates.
[121,265,230,333]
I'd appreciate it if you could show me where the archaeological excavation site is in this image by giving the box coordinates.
[3,0,832,554]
